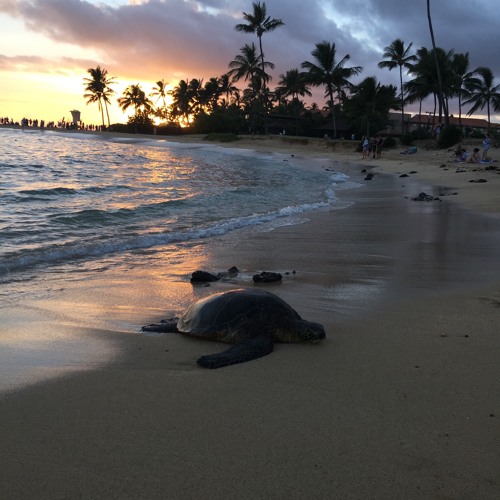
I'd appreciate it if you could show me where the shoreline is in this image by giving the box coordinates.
[1,128,499,498]
[10,124,499,216]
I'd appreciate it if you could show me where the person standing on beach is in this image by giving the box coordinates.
[482,133,491,161]
[434,123,442,143]
[362,136,369,159]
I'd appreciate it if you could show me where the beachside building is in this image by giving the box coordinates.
[408,114,498,136]
[377,112,412,136]
[70,110,81,127]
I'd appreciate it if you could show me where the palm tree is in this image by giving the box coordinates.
[168,80,192,126]
[302,41,362,138]
[228,43,274,133]
[463,67,500,128]
[83,66,116,129]
[218,73,239,107]
[403,75,429,135]
[234,1,284,83]
[344,77,398,136]
[450,53,480,129]
[228,43,270,85]
[199,77,221,113]
[378,39,417,135]
[168,79,206,125]
[406,46,455,131]
[276,69,312,101]
[150,79,169,122]
[118,84,153,115]
[275,69,312,135]
[117,84,153,132]
[235,2,284,132]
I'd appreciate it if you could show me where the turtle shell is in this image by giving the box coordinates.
[177,288,301,343]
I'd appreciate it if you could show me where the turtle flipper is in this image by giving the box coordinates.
[197,335,273,369]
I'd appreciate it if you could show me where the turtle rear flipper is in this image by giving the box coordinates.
[197,335,273,369]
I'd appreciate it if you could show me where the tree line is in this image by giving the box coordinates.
[83,1,500,139]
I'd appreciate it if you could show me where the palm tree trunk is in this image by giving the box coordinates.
[426,0,448,126]
[257,35,270,134]
[99,99,105,129]
[399,66,405,135]
[104,101,111,130]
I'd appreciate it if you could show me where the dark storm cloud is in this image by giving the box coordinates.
[1,0,498,97]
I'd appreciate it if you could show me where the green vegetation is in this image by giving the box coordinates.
[437,125,462,148]
[83,1,500,140]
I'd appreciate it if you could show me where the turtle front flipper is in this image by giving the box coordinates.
[197,335,273,369]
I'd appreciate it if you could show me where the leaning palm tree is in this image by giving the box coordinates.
[83,66,116,129]
[302,41,362,138]
[378,39,417,135]
[463,67,500,128]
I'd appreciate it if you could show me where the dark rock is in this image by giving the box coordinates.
[411,192,440,202]
[399,173,409,178]
[253,271,282,283]
[469,179,488,183]
[191,270,220,282]
[364,173,374,180]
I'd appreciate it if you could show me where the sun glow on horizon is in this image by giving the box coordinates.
[0,66,178,126]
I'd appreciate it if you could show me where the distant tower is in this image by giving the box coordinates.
[70,110,81,127]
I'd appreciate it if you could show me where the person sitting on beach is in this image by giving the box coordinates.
[455,149,469,162]
[467,148,481,163]
[400,146,417,155]
[453,144,464,158]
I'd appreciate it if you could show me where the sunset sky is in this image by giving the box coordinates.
[1,0,499,126]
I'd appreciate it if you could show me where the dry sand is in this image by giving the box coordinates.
[1,131,499,499]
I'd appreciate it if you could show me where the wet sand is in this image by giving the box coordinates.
[1,132,499,499]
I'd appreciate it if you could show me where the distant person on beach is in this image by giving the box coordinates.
[467,148,481,163]
[434,123,442,142]
[455,149,469,162]
[482,133,491,161]
[361,136,369,159]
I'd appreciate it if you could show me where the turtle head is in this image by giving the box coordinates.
[290,320,326,343]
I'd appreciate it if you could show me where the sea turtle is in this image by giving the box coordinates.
[142,288,326,369]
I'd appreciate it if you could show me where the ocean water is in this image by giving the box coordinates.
[0,128,355,300]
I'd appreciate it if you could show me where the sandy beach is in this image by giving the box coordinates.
[1,130,499,499]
